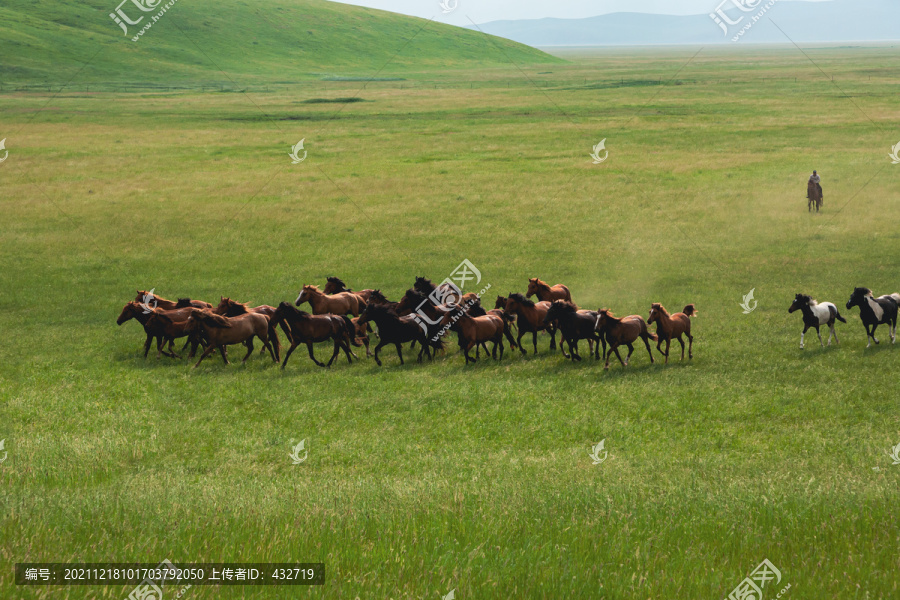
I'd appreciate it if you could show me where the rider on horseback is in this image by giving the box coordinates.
[807,170,822,200]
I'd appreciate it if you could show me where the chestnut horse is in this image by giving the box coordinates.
[134,291,211,310]
[647,303,696,363]
[504,293,558,355]
[441,305,505,364]
[214,297,286,361]
[296,285,362,316]
[595,310,657,369]
[526,278,573,304]
[268,303,358,369]
[186,309,276,368]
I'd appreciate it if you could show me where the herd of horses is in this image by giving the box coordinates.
[116,277,696,370]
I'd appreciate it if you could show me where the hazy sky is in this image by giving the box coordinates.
[332,0,830,26]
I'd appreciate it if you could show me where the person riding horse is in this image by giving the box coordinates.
[807,170,822,201]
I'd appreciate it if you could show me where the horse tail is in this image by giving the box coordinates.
[563,285,572,302]
[682,304,697,317]
[834,307,847,323]
[342,316,363,347]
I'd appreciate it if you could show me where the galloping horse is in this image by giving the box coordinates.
[807,180,822,212]
[296,285,362,316]
[845,287,899,348]
[357,304,432,366]
[268,303,358,369]
[135,291,211,310]
[504,293,558,355]
[544,301,602,361]
[214,297,285,361]
[526,278,573,304]
[441,305,505,364]
[788,294,846,349]
[117,302,195,358]
[595,310,657,369]
[186,309,276,368]
[647,303,696,363]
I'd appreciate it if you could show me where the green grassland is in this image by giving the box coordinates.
[1,7,900,599]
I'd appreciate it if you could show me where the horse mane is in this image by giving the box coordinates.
[277,302,310,319]
[414,276,435,293]
[468,304,487,317]
[853,287,873,297]
[370,289,389,303]
[531,278,550,291]
[508,293,535,307]
[549,300,577,314]
[224,299,251,314]
[404,288,429,305]
[327,276,351,291]
[175,298,193,308]
[304,284,320,292]
[366,303,400,319]
[195,309,232,328]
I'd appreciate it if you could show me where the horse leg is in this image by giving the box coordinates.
[242,337,255,362]
[532,330,538,355]
[815,325,824,348]
[395,342,405,365]
[870,323,880,346]
[800,325,808,349]
[373,340,387,366]
[192,343,218,368]
[664,339,671,364]
[830,324,838,345]
[143,333,154,358]
[677,335,685,361]
[549,326,558,351]
[306,342,325,367]
[281,342,300,369]
[624,343,634,366]
[326,340,341,367]
[516,330,527,356]
[642,336,654,364]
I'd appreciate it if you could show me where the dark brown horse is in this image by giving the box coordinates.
[504,293,558,355]
[357,304,432,366]
[526,278,573,304]
[647,303,696,363]
[186,309,276,368]
[544,301,602,361]
[214,297,285,361]
[117,302,195,358]
[268,303,358,368]
[134,291,212,310]
[595,310,657,369]
[144,309,196,359]
[807,180,822,212]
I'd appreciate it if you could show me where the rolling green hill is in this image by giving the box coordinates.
[0,0,562,84]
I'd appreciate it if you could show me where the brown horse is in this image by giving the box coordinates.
[526,278,574,304]
[214,297,286,361]
[647,303,696,363]
[296,285,362,316]
[134,291,212,310]
[186,309,276,368]
[323,276,375,305]
[504,293,558,355]
[807,180,822,212]
[268,303,358,369]
[441,305,505,364]
[144,309,195,359]
[595,310,657,369]
[117,302,196,358]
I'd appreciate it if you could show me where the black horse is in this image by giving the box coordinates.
[357,303,434,366]
[845,288,899,348]
[543,301,603,361]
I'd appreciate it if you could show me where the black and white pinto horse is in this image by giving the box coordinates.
[788,293,846,348]
[845,287,900,348]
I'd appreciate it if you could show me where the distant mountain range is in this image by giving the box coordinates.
[469,0,900,46]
